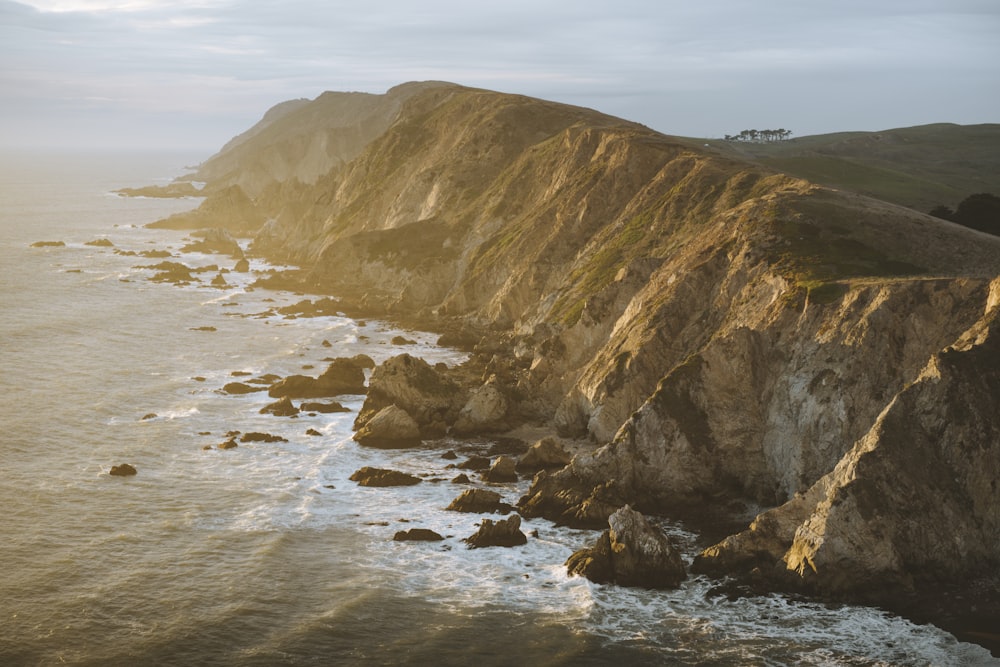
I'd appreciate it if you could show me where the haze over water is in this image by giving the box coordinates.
[0,152,994,666]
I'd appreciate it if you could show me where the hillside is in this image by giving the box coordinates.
[151,82,1000,649]
[708,123,1000,213]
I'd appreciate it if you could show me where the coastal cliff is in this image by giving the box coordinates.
[157,82,1000,640]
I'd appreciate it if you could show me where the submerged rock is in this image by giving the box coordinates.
[109,463,137,477]
[30,240,65,248]
[464,514,527,548]
[349,466,422,487]
[240,432,288,443]
[566,505,686,589]
[393,528,445,542]
[222,381,267,394]
[299,400,350,413]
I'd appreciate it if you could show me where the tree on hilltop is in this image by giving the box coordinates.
[724,129,792,143]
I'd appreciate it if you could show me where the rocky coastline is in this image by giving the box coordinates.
[126,81,1000,654]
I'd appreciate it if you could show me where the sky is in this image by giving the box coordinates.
[1,0,998,152]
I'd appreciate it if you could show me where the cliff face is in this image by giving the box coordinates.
[171,82,1000,617]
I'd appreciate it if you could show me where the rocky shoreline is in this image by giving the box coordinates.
[117,81,1000,656]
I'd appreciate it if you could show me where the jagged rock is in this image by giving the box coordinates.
[445,488,513,514]
[140,413,157,421]
[566,505,686,589]
[353,405,421,448]
[349,466,422,487]
[305,428,322,436]
[218,439,238,450]
[393,528,444,542]
[299,400,350,413]
[109,463,137,477]
[452,377,508,435]
[222,381,267,394]
[234,258,250,272]
[85,238,114,247]
[268,357,367,398]
[516,436,572,472]
[391,335,417,345]
[211,273,228,287]
[483,455,518,483]
[354,354,462,436]
[464,514,527,548]
[260,396,299,416]
[451,473,472,484]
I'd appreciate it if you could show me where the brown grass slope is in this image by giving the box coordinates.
[709,123,1000,213]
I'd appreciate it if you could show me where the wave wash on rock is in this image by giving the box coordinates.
[161,81,1000,628]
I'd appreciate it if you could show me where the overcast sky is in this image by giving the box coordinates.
[2,0,998,152]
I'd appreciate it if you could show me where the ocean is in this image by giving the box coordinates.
[0,150,994,666]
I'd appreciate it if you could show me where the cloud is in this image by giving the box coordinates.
[1,0,998,150]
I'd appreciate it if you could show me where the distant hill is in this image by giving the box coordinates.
[706,123,1000,213]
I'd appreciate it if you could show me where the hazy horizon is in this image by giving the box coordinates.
[2,0,999,152]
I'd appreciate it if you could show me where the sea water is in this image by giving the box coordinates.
[0,150,995,666]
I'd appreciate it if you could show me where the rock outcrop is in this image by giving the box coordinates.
[352,405,421,448]
[464,514,528,548]
[565,505,686,589]
[445,488,513,514]
[268,357,367,398]
[354,354,462,438]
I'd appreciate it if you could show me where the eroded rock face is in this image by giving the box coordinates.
[566,505,686,589]
[521,278,997,528]
[694,282,1000,600]
[352,405,421,448]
